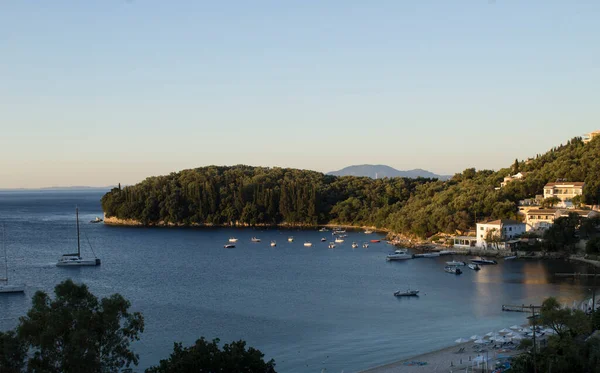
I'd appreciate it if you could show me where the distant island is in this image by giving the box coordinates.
[101,136,600,240]
[327,164,451,180]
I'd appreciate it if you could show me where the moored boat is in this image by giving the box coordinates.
[224,244,235,248]
[288,237,294,242]
[334,238,344,243]
[468,263,481,271]
[446,260,466,266]
[57,207,101,267]
[364,229,373,234]
[304,242,313,247]
[229,237,238,243]
[362,243,369,248]
[270,241,276,247]
[319,227,329,232]
[370,239,380,243]
[1,224,25,294]
[328,242,336,249]
[394,289,419,297]
[444,266,462,274]
[90,216,103,223]
[320,237,327,242]
[471,258,498,265]
[386,249,413,261]
[504,255,517,260]
[251,237,261,243]
[351,242,358,248]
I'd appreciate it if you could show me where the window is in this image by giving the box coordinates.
[480,227,484,230]
[509,227,512,231]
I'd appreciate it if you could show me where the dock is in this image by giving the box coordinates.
[555,273,600,277]
[501,304,541,313]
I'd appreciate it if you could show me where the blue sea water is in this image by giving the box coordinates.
[0,190,595,372]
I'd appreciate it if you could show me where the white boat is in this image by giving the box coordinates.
[471,258,498,265]
[364,230,373,234]
[0,224,25,294]
[270,241,276,247]
[351,242,358,249]
[362,243,369,248]
[444,266,462,274]
[332,229,346,235]
[446,260,466,266]
[394,289,419,297]
[504,255,517,260]
[386,249,413,261]
[320,237,326,242]
[468,263,481,271]
[229,237,238,243]
[334,238,344,243]
[90,216,103,223]
[57,207,101,267]
[328,242,336,249]
[251,237,261,243]
[224,244,235,248]
[288,237,294,242]
[304,242,313,247]
[319,227,329,232]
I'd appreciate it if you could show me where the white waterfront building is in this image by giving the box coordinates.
[475,219,526,250]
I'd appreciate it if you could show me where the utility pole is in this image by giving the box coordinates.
[531,304,537,373]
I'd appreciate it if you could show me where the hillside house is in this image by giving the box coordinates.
[500,172,530,188]
[543,182,584,207]
[583,130,600,144]
[526,209,558,231]
[476,219,526,249]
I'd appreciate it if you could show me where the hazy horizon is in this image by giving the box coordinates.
[2,1,598,188]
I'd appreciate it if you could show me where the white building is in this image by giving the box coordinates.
[543,182,584,207]
[500,172,530,188]
[476,219,526,249]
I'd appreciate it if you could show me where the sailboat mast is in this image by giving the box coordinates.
[76,207,81,257]
[2,223,7,282]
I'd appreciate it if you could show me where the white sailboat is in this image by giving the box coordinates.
[0,224,25,293]
[56,207,101,267]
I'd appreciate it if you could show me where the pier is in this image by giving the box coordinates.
[501,304,541,313]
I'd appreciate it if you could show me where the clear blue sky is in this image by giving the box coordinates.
[1,1,598,188]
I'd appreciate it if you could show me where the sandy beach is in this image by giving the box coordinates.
[359,340,520,373]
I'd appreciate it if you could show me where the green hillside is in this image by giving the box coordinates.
[101,136,600,237]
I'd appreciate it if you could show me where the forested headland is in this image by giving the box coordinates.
[101,136,600,238]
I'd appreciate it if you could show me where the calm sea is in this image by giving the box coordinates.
[0,190,596,372]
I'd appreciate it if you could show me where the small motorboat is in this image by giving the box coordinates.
[351,242,358,248]
[471,258,498,265]
[334,238,344,243]
[504,255,517,260]
[364,230,373,234]
[224,244,235,249]
[90,217,103,223]
[319,227,329,232]
[444,266,462,274]
[468,263,481,271]
[362,243,369,248]
[394,289,419,297]
[304,242,313,247]
[386,249,413,261]
[270,241,276,247]
[328,242,336,249]
[332,229,346,235]
[288,237,294,242]
[370,239,380,243]
[446,260,466,266]
[251,237,261,243]
[228,237,238,243]
[320,237,327,242]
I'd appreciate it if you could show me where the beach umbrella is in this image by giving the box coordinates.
[506,332,514,337]
[543,328,557,335]
[498,328,511,334]
[455,338,470,343]
[511,334,524,340]
[485,332,495,337]
[510,325,520,330]
[494,337,507,343]
[470,335,484,340]
[474,339,487,344]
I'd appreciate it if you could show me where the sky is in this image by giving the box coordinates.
[1,1,599,188]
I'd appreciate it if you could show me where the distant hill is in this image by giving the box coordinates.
[327,165,451,180]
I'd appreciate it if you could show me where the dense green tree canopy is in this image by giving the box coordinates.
[101,136,600,238]
[146,338,276,373]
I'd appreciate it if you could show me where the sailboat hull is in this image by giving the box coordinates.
[56,257,101,266]
[0,284,25,293]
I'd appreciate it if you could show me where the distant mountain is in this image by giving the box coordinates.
[327,165,451,180]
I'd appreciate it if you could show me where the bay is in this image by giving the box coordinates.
[0,190,596,372]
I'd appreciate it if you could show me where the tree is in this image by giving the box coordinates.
[513,158,520,174]
[17,279,145,373]
[0,330,26,373]
[541,196,561,208]
[146,337,276,373]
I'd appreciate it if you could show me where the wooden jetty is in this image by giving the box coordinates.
[501,304,541,313]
